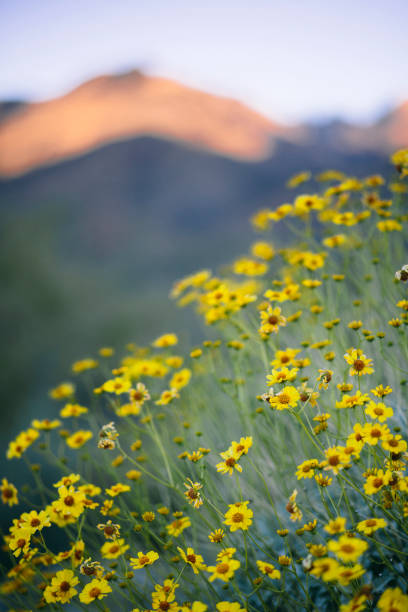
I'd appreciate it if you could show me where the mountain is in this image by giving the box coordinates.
[0,70,298,177]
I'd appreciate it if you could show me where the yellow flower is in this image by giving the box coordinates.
[101,538,129,559]
[270,348,300,368]
[259,305,287,336]
[208,529,225,543]
[49,382,75,399]
[267,367,298,385]
[52,485,87,519]
[361,422,390,445]
[156,388,180,405]
[0,478,18,507]
[251,241,275,260]
[130,550,159,569]
[184,479,203,509]
[153,333,178,347]
[323,446,350,474]
[66,430,93,449]
[166,516,191,537]
[340,594,368,612]
[170,368,192,390]
[60,403,88,418]
[344,348,374,376]
[328,535,368,562]
[8,527,32,557]
[234,257,268,276]
[323,234,346,248]
[99,346,114,357]
[309,557,340,581]
[364,401,393,422]
[72,358,98,373]
[377,587,408,612]
[105,483,131,497]
[7,428,39,459]
[377,219,402,232]
[333,563,365,586]
[20,510,50,533]
[44,569,79,604]
[79,578,112,604]
[256,560,281,579]
[296,459,319,480]
[32,418,61,430]
[102,377,132,394]
[324,517,347,535]
[224,501,253,532]
[177,547,206,573]
[287,171,311,188]
[294,194,326,214]
[357,517,387,535]
[216,603,247,612]
[371,384,392,398]
[216,449,242,476]
[269,385,300,410]
[207,557,240,582]
[126,470,142,481]
[364,469,392,495]
[382,435,407,454]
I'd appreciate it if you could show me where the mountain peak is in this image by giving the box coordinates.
[0,71,288,177]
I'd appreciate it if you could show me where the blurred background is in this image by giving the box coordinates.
[1,0,408,454]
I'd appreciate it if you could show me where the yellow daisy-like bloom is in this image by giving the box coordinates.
[8,527,32,557]
[382,435,408,454]
[269,385,300,410]
[364,469,392,495]
[333,563,365,586]
[309,557,340,581]
[294,194,326,214]
[156,388,180,405]
[377,587,408,612]
[324,517,347,535]
[0,478,18,507]
[184,479,203,509]
[256,560,281,579]
[44,569,79,604]
[180,603,208,612]
[130,550,159,569]
[267,367,298,386]
[152,333,178,347]
[344,348,374,376]
[72,358,98,373]
[323,234,346,248]
[361,422,390,445]
[66,430,93,449]
[296,459,319,480]
[251,241,275,260]
[259,305,287,335]
[20,510,50,533]
[371,384,392,398]
[60,403,88,418]
[323,446,351,474]
[216,604,247,612]
[170,368,192,390]
[357,517,387,535]
[270,348,300,368]
[224,501,253,532]
[216,449,242,476]
[79,578,112,604]
[102,377,132,394]
[128,382,150,406]
[234,257,268,276]
[53,473,81,488]
[207,557,240,582]
[49,382,75,399]
[166,516,191,537]
[336,390,370,409]
[377,219,403,232]
[177,547,206,574]
[328,535,368,563]
[52,485,87,519]
[32,418,61,430]
[339,593,368,612]
[100,538,129,559]
[7,427,40,459]
[105,483,131,497]
[208,529,225,543]
[287,171,311,188]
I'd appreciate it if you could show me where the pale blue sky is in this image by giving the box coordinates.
[1,0,407,123]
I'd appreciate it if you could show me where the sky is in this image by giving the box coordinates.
[1,0,408,123]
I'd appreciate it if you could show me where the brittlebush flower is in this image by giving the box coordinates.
[357,517,387,535]
[224,501,253,532]
[328,535,368,563]
[177,547,206,573]
[269,385,300,410]
[377,587,408,611]
[0,478,18,507]
[344,348,374,376]
[256,560,281,579]
[130,550,159,569]
[100,538,129,559]
[79,578,112,604]
[44,569,79,604]
[207,557,240,582]
[166,516,191,537]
